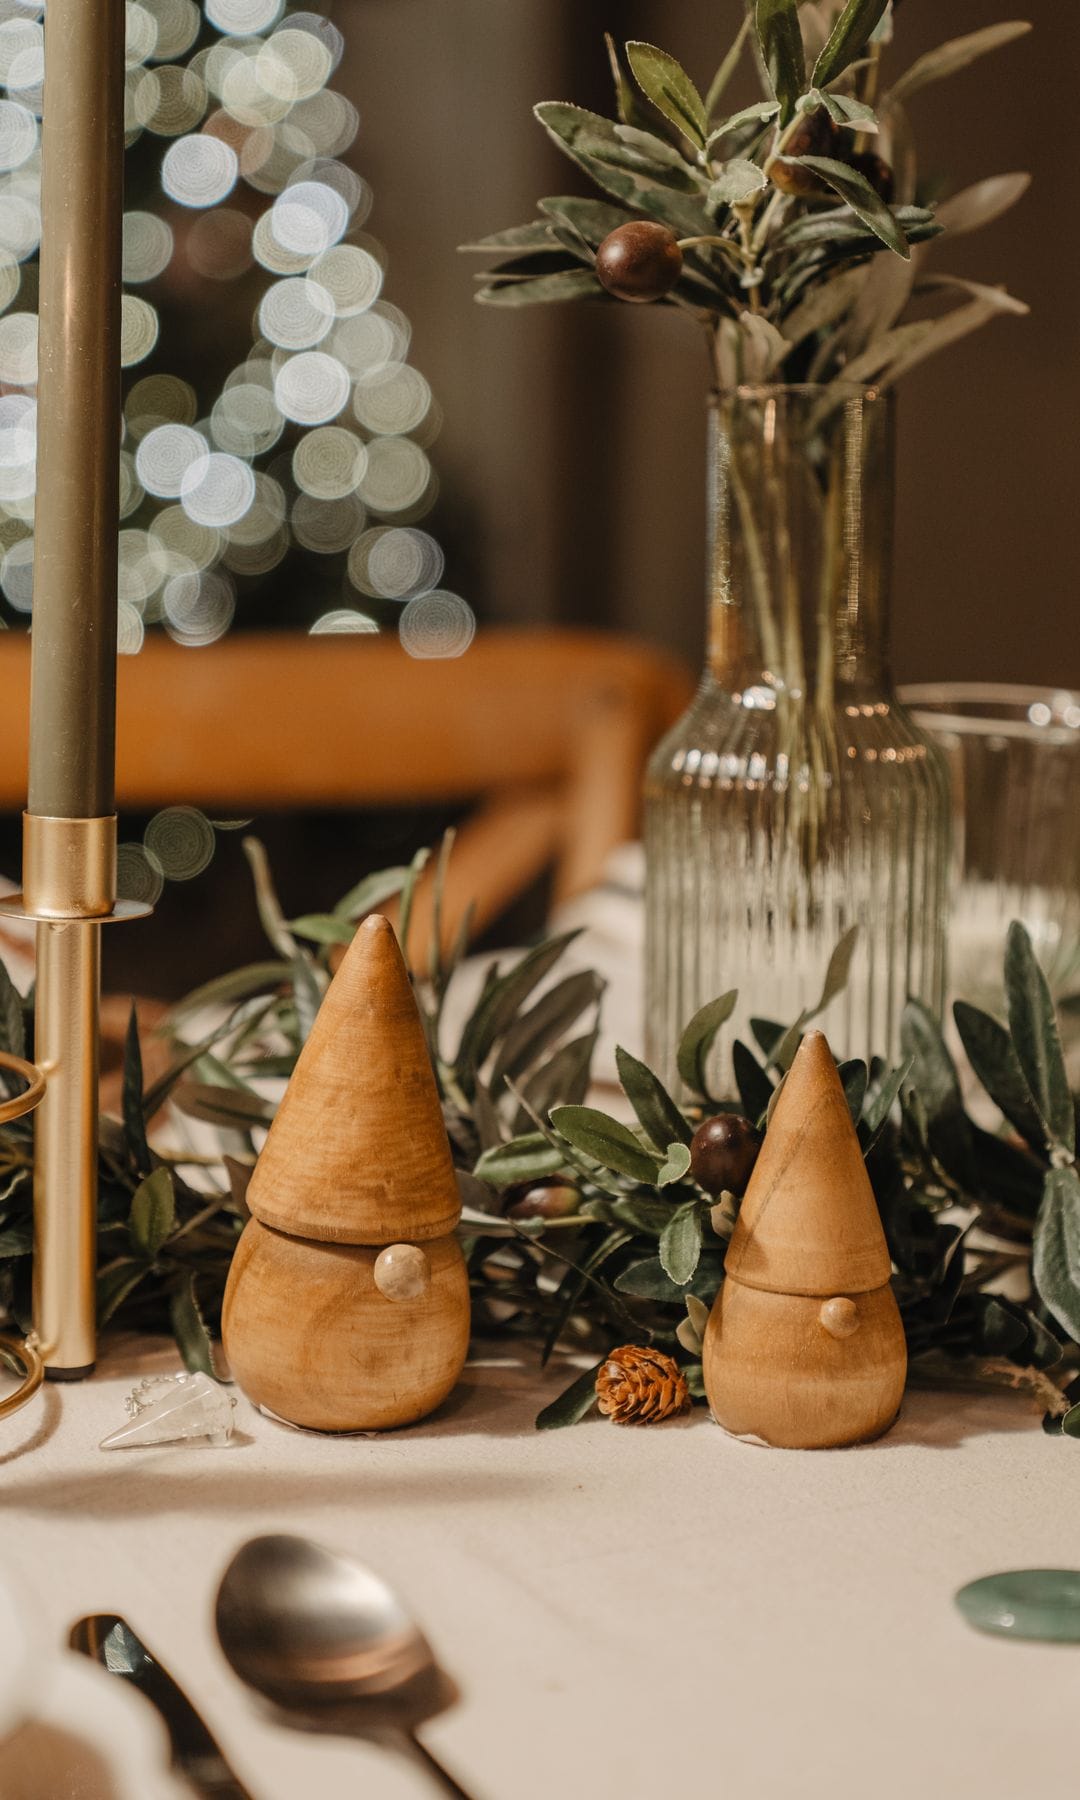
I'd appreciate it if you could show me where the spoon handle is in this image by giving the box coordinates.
[405,1730,477,1800]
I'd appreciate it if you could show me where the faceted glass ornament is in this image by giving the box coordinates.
[99,1372,236,1450]
[644,387,950,1090]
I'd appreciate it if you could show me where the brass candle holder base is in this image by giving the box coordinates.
[0,817,150,1411]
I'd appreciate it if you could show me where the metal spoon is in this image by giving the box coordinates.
[215,1534,475,1799]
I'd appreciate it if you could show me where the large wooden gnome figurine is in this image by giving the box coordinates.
[222,915,470,1431]
[703,1029,906,1449]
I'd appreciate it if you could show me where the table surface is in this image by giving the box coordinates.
[1,1333,1077,1800]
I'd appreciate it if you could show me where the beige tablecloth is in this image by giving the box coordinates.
[1,1334,1077,1800]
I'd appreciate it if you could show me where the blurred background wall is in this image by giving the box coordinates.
[347,0,1076,685]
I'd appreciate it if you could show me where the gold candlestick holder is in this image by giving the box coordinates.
[0,814,149,1412]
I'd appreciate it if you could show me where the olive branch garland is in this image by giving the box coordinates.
[0,832,1076,1441]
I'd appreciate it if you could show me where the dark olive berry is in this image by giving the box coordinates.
[689,1113,762,1197]
[766,110,842,196]
[505,1180,581,1222]
[595,221,684,304]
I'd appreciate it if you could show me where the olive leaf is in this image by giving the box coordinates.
[122,1004,151,1176]
[901,1000,975,1189]
[0,958,24,1061]
[128,1166,175,1261]
[676,989,738,1096]
[550,1105,661,1185]
[704,14,751,122]
[615,1044,693,1151]
[933,172,1031,239]
[812,0,891,89]
[755,0,806,124]
[170,1271,217,1378]
[953,999,1048,1155]
[782,155,909,257]
[771,925,859,1071]
[659,1199,703,1286]
[625,42,708,149]
[536,1362,604,1430]
[705,101,778,152]
[1004,923,1075,1157]
[658,1142,693,1188]
[532,104,709,238]
[474,1133,568,1190]
[733,1039,775,1123]
[1033,1167,1080,1344]
[709,159,769,206]
[539,195,634,246]
[889,22,1032,107]
[331,865,411,921]
[458,930,582,1082]
[477,269,603,307]
[614,1251,725,1303]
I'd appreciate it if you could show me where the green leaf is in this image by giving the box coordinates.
[1033,1167,1080,1344]
[332,865,410,921]
[474,1132,567,1190]
[900,1000,975,1188]
[396,845,431,965]
[614,1250,725,1303]
[953,1000,1049,1155]
[833,294,1025,396]
[933,172,1030,238]
[609,1193,679,1235]
[705,15,751,122]
[97,1258,149,1326]
[170,1271,217,1377]
[174,1082,277,1131]
[460,220,560,254]
[539,195,634,247]
[676,990,738,1096]
[287,913,355,946]
[755,0,805,124]
[708,159,769,206]
[615,1044,692,1152]
[861,1058,912,1154]
[242,835,298,960]
[839,1059,868,1124]
[517,1029,599,1129]
[1004,922,1074,1156]
[536,1361,604,1431]
[705,101,778,151]
[477,268,604,308]
[0,957,24,1059]
[550,1105,660,1185]
[810,90,878,133]
[128,1166,176,1259]
[167,961,287,1029]
[1062,1402,1080,1440]
[771,926,860,1071]
[625,41,707,148]
[812,0,890,88]
[658,1142,693,1189]
[458,930,582,1081]
[890,22,1032,106]
[533,104,709,238]
[783,155,909,257]
[660,1199,703,1286]
[492,970,603,1090]
[733,1039,775,1123]
[122,1003,151,1175]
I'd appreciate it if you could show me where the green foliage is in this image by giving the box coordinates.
[464,5,1030,391]
[0,832,1074,1442]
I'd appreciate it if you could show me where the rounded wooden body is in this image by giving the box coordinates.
[703,1278,907,1450]
[222,1219,470,1432]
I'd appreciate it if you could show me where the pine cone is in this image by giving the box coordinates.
[596,1346,690,1425]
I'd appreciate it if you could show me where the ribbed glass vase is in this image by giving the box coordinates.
[644,385,949,1091]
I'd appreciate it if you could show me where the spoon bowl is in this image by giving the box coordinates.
[216,1534,433,1704]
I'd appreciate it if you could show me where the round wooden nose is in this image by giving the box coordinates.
[373,1243,432,1302]
[819,1296,860,1338]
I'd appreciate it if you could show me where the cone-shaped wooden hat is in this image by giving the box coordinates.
[246,914,460,1245]
[723,1030,892,1297]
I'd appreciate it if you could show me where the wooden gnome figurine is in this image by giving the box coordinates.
[703,1029,906,1449]
[222,914,470,1432]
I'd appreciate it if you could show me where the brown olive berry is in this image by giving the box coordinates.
[849,151,894,204]
[505,1180,581,1222]
[766,110,841,197]
[595,221,683,304]
[690,1113,762,1197]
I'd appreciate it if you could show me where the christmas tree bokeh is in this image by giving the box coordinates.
[0,0,474,667]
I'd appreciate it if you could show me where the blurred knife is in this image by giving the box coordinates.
[70,1613,254,1799]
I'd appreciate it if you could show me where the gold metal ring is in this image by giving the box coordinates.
[0,1050,46,1126]
[0,1331,44,1419]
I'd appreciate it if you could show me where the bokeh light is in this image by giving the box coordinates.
[144,805,216,879]
[399,591,476,660]
[162,132,238,206]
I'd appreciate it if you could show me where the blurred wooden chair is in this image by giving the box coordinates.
[0,628,693,971]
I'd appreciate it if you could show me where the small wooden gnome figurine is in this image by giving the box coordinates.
[703,1029,906,1449]
[222,914,469,1432]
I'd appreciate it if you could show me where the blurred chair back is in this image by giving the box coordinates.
[0,629,693,963]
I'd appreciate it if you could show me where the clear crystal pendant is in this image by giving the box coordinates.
[99,1372,236,1450]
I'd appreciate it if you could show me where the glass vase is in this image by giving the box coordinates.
[644,386,949,1091]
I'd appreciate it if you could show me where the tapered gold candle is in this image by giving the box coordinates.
[28,0,124,821]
